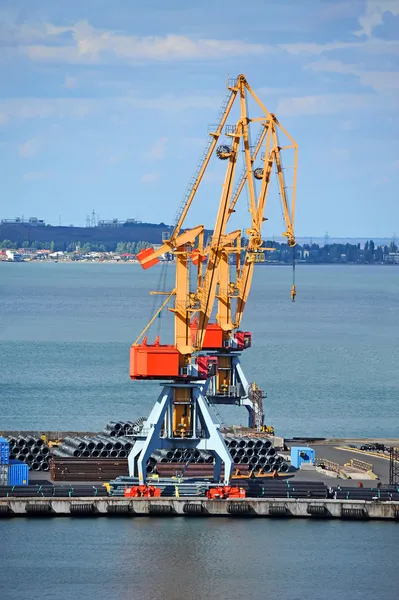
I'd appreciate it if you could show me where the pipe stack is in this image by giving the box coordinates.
[7,436,50,471]
[53,436,133,459]
[50,458,129,482]
[224,436,289,473]
[103,418,146,437]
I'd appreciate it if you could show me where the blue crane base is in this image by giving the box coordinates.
[127,382,233,485]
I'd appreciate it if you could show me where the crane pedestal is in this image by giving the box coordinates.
[206,352,265,429]
[128,381,233,485]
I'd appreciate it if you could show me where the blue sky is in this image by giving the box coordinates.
[0,0,398,237]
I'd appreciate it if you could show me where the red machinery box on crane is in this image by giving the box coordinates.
[130,336,180,380]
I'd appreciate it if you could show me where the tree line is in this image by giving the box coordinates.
[1,238,398,264]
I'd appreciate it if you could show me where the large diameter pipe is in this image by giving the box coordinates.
[58,445,81,457]
[229,439,238,449]
[244,437,255,449]
[278,463,289,473]
[96,437,113,451]
[267,447,276,457]
[64,437,87,450]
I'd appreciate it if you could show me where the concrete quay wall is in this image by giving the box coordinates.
[1,498,398,520]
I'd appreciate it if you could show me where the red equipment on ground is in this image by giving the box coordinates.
[206,486,246,499]
[124,485,161,498]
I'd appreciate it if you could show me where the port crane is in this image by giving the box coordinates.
[128,74,297,484]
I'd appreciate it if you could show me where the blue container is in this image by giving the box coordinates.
[290,446,315,469]
[8,459,29,486]
[0,437,10,465]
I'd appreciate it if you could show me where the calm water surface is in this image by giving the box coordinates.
[1,262,398,436]
[1,518,399,600]
[1,263,398,600]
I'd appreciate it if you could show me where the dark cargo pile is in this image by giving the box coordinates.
[7,436,50,472]
[50,458,129,482]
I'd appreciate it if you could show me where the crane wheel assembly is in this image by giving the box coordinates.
[128,74,298,486]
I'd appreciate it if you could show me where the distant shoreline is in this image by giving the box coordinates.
[1,260,397,267]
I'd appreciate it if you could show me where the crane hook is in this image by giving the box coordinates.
[291,245,296,302]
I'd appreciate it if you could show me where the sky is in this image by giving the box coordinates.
[0,0,398,237]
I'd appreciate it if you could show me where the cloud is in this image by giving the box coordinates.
[15,20,268,64]
[23,170,52,181]
[279,38,399,56]
[19,137,42,158]
[277,93,374,116]
[307,59,399,92]
[63,75,77,89]
[0,98,94,121]
[2,18,399,69]
[0,93,220,123]
[150,137,168,159]
[355,0,399,37]
[141,172,160,184]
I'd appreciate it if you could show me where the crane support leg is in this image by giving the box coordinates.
[196,392,233,484]
[128,388,172,483]
[127,383,233,484]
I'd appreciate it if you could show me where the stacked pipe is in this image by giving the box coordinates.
[103,418,146,437]
[0,484,108,498]
[7,436,50,471]
[109,475,209,498]
[224,436,289,473]
[50,458,129,482]
[53,436,134,459]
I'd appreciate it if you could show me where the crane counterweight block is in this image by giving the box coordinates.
[130,341,180,380]
[137,247,160,269]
